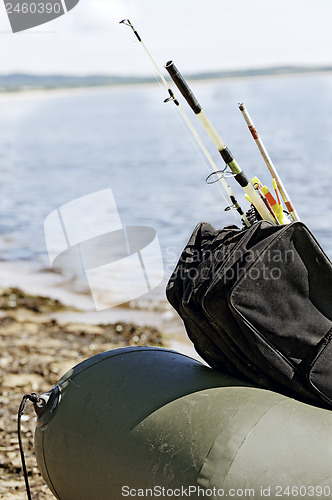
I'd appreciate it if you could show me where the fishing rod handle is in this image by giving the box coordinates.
[197,112,226,151]
[165,61,202,115]
[166,61,244,177]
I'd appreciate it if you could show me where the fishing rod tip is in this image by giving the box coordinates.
[119,19,131,26]
[120,19,141,41]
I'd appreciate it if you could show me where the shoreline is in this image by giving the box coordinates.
[0,259,196,353]
[0,67,332,101]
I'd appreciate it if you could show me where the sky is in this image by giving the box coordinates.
[0,0,332,76]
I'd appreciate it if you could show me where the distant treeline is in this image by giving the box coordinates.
[0,65,331,92]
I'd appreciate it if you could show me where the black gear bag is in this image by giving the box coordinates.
[166,220,332,409]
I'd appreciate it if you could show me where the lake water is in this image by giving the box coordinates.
[1,72,332,309]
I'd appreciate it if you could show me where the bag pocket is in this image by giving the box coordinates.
[229,224,332,364]
[226,224,332,406]
[308,329,332,404]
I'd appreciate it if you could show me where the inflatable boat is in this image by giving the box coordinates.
[33,346,332,500]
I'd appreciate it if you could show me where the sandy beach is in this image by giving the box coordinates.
[0,261,198,499]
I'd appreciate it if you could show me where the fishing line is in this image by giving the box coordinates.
[120,19,248,226]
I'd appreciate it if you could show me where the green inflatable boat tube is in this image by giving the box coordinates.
[34,346,332,500]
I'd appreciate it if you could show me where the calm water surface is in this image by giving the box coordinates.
[1,73,332,302]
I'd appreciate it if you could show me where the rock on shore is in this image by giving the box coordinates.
[0,287,166,499]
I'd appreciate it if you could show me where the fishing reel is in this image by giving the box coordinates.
[242,205,262,227]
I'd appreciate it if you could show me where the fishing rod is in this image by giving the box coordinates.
[164,61,277,225]
[238,103,300,222]
[120,19,250,227]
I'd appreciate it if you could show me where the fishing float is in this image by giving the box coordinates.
[252,176,289,225]
[165,61,277,225]
[120,19,250,227]
[238,103,300,222]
